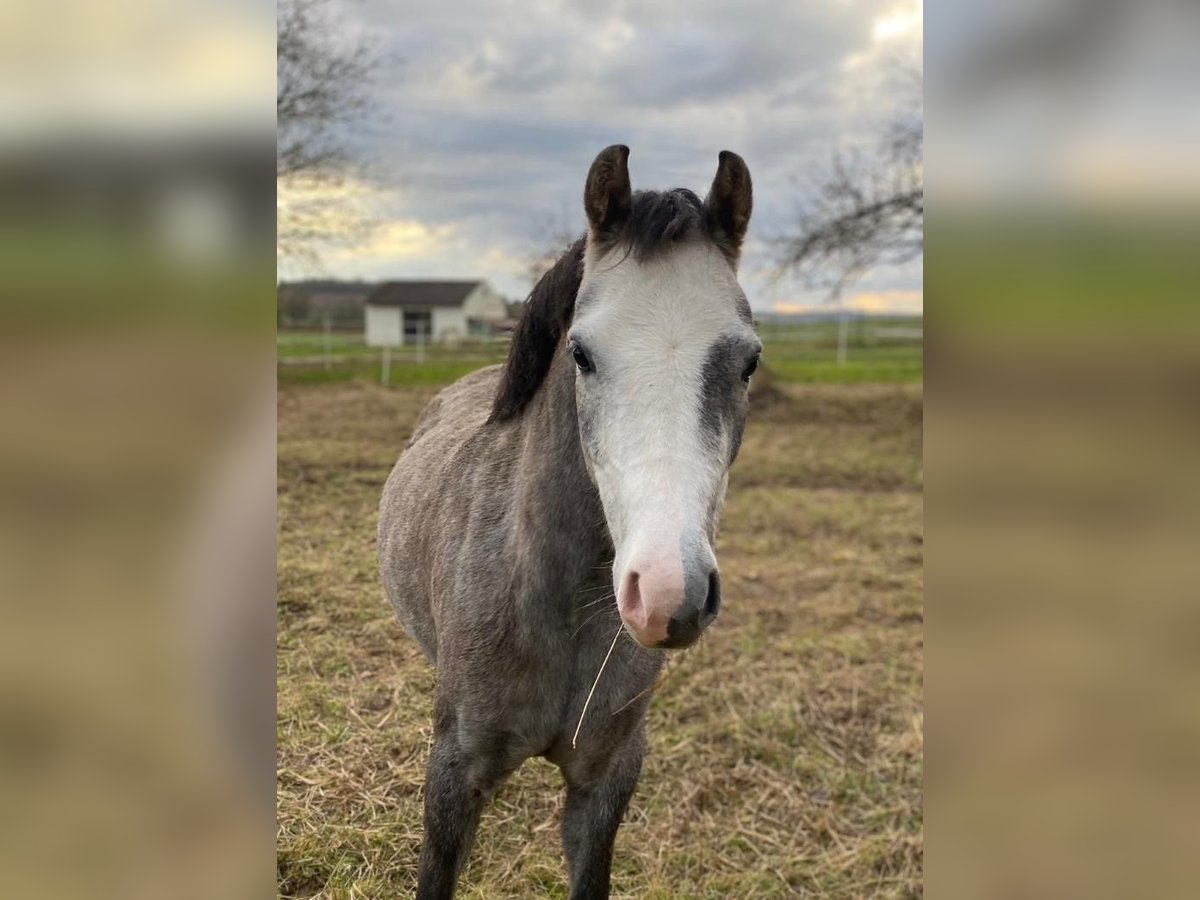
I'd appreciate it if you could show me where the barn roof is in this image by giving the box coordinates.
[283,280,375,296]
[365,280,483,308]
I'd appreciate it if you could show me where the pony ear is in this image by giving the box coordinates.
[583,144,633,244]
[489,238,585,423]
[704,150,753,266]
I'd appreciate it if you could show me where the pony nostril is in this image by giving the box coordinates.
[704,570,721,619]
[622,571,642,616]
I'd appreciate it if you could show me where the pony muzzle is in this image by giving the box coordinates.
[615,552,721,649]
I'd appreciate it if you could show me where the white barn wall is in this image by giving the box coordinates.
[432,307,467,343]
[365,306,402,347]
[463,284,507,321]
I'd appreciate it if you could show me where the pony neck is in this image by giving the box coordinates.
[514,352,612,596]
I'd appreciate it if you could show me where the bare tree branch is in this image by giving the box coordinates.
[277,0,380,266]
[776,70,923,298]
[524,198,581,291]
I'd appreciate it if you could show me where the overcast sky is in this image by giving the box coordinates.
[285,0,923,314]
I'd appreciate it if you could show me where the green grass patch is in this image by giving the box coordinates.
[278,321,922,388]
[279,344,922,388]
[768,355,923,384]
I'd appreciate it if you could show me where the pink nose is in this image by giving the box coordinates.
[616,566,681,646]
[616,556,721,648]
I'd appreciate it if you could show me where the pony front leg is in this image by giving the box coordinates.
[416,714,516,899]
[559,729,645,900]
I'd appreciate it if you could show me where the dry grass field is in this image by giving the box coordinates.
[277,375,923,898]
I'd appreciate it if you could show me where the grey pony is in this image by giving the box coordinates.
[379,145,755,900]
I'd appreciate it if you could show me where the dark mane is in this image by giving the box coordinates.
[488,237,585,423]
[626,188,707,261]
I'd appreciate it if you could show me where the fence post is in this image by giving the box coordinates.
[322,313,332,372]
[837,308,848,367]
[381,345,390,386]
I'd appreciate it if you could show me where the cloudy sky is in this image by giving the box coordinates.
[283,0,923,314]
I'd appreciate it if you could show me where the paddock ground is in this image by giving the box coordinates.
[277,375,923,898]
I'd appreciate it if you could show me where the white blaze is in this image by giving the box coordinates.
[569,239,755,645]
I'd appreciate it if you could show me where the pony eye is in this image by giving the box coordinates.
[570,341,594,374]
[741,355,760,382]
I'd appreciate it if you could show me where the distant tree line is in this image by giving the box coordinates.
[276,285,371,331]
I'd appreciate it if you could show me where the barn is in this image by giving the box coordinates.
[363,280,508,346]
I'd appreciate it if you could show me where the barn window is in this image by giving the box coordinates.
[403,310,432,341]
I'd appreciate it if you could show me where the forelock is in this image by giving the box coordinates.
[624,189,709,261]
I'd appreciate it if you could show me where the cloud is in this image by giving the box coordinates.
[848,289,924,314]
[873,1,923,44]
[339,220,456,261]
[300,0,922,307]
[773,289,923,316]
